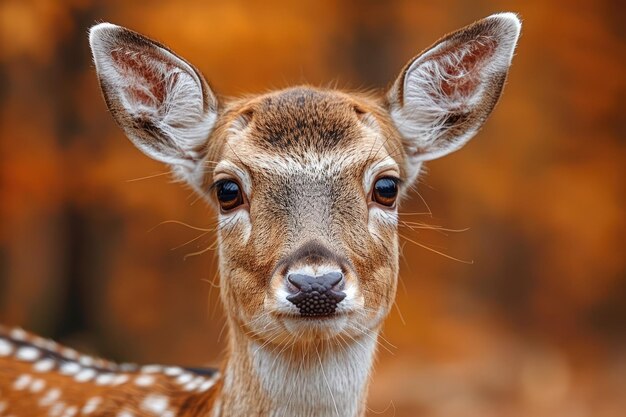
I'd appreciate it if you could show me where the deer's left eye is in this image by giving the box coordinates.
[216,180,244,211]
[372,177,399,207]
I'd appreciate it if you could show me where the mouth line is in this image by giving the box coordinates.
[273,311,353,322]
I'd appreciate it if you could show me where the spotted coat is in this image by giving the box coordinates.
[0,326,220,417]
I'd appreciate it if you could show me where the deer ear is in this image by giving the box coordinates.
[388,13,521,179]
[89,23,218,179]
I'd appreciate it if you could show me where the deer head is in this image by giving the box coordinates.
[87,13,521,416]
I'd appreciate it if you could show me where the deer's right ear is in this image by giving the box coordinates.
[89,23,218,178]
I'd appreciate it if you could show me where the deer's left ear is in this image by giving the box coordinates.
[388,13,521,179]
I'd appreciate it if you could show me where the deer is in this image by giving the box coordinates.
[0,12,521,417]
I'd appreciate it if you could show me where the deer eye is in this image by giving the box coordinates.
[372,177,399,207]
[216,180,244,211]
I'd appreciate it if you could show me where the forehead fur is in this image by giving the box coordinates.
[206,86,407,180]
[248,87,364,153]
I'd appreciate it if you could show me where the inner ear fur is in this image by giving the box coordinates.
[387,13,521,165]
[89,23,218,173]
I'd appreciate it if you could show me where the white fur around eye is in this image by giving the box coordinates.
[362,156,398,193]
[213,160,252,197]
[218,210,251,244]
[369,207,398,225]
[368,206,398,239]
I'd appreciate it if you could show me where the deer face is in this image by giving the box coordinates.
[89,14,520,346]
[206,88,405,343]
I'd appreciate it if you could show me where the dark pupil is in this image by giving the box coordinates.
[375,178,397,198]
[218,181,240,202]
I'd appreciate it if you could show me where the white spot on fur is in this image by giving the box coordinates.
[81,397,102,415]
[140,364,162,374]
[42,339,59,351]
[116,410,135,417]
[183,376,204,391]
[119,363,137,372]
[61,348,79,360]
[163,366,183,376]
[74,368,96,382]
[198,378,216,392]
[0,339,13,357]
[16,346,40,361]
[39,388,62,406]
[13,374,32,390]
[112,374,129,385]
[134,374,155,387]
[59,362,81,375]
[30,335,50,349]
[0,401,7,413]
[29,378,46,393]
[175,373,193,385]
[34,358,56,372]
[95,373,115,385]
[9,328,27,341]
[49,402,66,417]
[61,405,77,417]
[141,394,169,414]
[78,355,95,367]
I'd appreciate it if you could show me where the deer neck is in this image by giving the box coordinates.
[214,321,379,417]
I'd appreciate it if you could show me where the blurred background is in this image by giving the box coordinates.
[0,0,624,416]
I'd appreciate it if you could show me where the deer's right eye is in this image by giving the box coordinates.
[372,177,399,207]
[216,180,244,211]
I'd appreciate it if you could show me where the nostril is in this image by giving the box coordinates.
[285,277,300,295]
[322,272,343,289]
[285,272,347,316]
[287,274,312,292]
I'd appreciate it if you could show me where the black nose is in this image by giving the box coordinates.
[286,272,346,317]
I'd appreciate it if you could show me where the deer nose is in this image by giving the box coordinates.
[286,272,346,316]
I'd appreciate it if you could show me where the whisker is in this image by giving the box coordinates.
[393,299,407,326]
[398,232,473,264]
[367,400,396,415]
[200,277,220,290]
[414,189,433,217]
[398,211,433,216]
[125,171,170,182]
[183,215,238,259]
[149,219,215,233]
[399,220,469,234]
[184,242,217,259]
[171,231,212,251]
[189,192,207,206]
